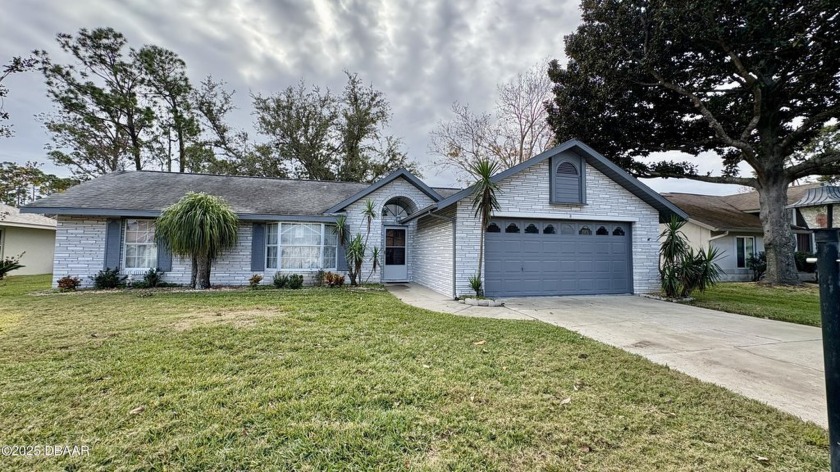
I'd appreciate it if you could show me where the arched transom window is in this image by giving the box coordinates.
[381,197,416,219]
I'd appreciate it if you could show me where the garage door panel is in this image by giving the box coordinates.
[485,219,631,297]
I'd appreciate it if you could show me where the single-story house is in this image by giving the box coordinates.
[662,183,822,281]
[21,139,684,297]
[0,203,57,275]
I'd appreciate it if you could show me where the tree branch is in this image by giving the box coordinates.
[780,106,840,152]
[648,170,757,187]
[646,69,757,160]
[715,40,763,144]
[788,150,840,180]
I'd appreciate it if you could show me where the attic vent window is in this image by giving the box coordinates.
[551,155,585,204]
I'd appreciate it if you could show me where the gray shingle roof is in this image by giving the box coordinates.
[21,171,369,218]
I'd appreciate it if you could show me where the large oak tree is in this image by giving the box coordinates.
[547,0,840,284]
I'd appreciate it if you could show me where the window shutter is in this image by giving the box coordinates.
[337,243,348,271]
[156,240,173,272]
[103,219,122,270]
[251,223,266,271]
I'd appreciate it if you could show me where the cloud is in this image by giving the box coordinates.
[1,0,739,194]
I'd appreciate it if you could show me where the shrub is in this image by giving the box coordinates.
[273,273,290,288]
[143,268,163,288]
[313,269,326,287]
[323,271,345,287]
[468,274,482,297]
[288,274,304,289]
[91,267,127,289]
[659,217,723,298]
[746,251,767,281]
[57,275,82,292]
[0,252,25,279]
[795,251,817,273]
[249,273,264,288]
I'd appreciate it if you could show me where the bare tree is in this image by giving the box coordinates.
[430,61,554,182]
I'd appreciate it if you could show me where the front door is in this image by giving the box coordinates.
[383,227,408,281]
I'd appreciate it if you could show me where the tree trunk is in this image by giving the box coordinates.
[477,216,485,292]
[190,257,197,288]
[758,176,800,285]
[196,252,211,289]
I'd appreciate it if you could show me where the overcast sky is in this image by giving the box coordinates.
[1,0,745,195]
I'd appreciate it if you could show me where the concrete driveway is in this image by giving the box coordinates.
[386,284,826,427]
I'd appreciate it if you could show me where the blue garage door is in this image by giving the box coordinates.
[484,219,632,297]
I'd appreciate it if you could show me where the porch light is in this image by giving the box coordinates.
[790,184,840,470]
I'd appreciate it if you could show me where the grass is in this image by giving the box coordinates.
[689,282,822,327]
[0,275,828,471]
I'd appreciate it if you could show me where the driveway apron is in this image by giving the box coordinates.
[386,284,826,428]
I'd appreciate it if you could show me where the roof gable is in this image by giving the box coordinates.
[403,140,686,223]
[324,168,442,213]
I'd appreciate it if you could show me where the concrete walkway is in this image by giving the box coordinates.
[386,283,827,427]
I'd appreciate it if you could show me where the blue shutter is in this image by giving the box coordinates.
[337,243,348,271]
[156,240,173,272]
[251,223,266,271]
[103,219,122,270]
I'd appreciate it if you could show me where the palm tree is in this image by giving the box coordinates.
[468,159,501,293]
[156,192,239,289]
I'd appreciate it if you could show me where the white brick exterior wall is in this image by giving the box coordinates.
[343,177,436,282]
[453,160,661,296]
[162,223,254,286]
[52,218,259,288]
[412,206,455,297]
[52,217,108,288]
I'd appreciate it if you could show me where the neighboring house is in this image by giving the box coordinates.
[662,183,822,282]
[0,203,57,275]
[21,140,684,297]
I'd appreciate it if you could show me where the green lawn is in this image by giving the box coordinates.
[689,282,822,327]
[0,275,828,471]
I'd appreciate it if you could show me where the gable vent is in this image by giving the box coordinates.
[556,161,578,176]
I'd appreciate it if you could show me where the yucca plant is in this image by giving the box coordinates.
[334,215,348,247]
[659,216,723,298]
[365,246,381,283]
[468,274,483,297]
[156,192,239,289]
[0,253,25,280]
[346,233,366,286]
[468,159,501,286]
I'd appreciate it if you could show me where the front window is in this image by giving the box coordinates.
[266,223,337,270]
[736,236,755,268]
[124,219,157,270]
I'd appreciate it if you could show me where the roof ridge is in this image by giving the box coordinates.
[129,170,370,186]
